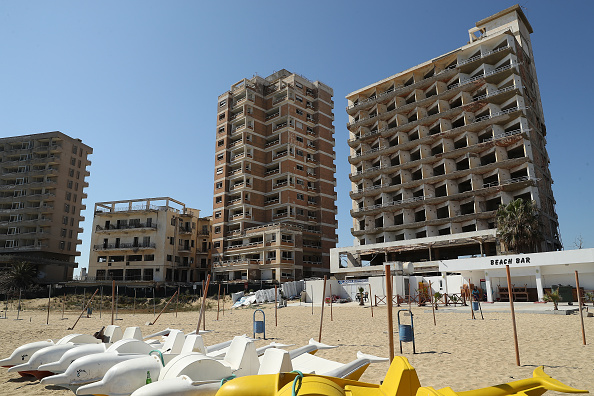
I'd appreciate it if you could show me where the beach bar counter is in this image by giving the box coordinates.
[438,248,594,303]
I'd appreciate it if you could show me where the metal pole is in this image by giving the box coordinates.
[217,284,221,321]
[575,271,587,345]
[385,265,394,362]
[175,286,180,318]
[202,281,206,331]
[111,280,115,325]
[196,275,211,333]
[46,285,51,325]
[62,291,65,320]
[99,286,103,318]
[311,285,314,315]
[506,265,520,366]
[430,281,436,326]
[115,285,119,320]
[318,276,327,343]
[368,284,372,318]
[16,289,21,320]
[274,284,278,326]
[153,287,156,316]
[69,288,99,330]
[133,288,136,316]
[328,283,330,322]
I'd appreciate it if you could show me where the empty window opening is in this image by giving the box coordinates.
[481,152,496,165]
[391,174,401,185]
[375,217,384,228]
[510,168,528,179]
[409,130,419,141]
[433,164,445,176]
[454,137,467,149]
[413,189,424,198]
[410,149,421,161]
[427,105,439,116]
[458,180,472,193]
[416,230,427,238]
[438,227,451,235]
[391,155,400,166]
[429,123,441,135]
[415,210,426,222]
[435,184,447,197]
[450,97,463,109]
[485,197,501,211]
[483,174,498,186]
[437,206,449,219]
[507,145,525,159]
[412,168,423,180]
[456,158,470,171]
[394,214,404,225]
[514,192,532,202]
[461,224,477,232]
[395,233,405,241]
[426,86,437,98]
[452,116,465,128]
[393,193,403,202]
[460,201,475,215]
[431,144,443,156]
[424,67,435,79]
[404,76,414,87]
[408,112,418,123]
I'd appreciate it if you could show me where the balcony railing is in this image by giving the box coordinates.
[93,242,157,250]
[352,195,431,214]
[95,223,157,232]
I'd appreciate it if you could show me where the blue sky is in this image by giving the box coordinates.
[0,1,592,274]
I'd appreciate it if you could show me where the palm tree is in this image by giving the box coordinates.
[0,261,37,292]
[496,198,542,253]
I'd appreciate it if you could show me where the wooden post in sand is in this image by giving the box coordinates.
[311,285,314,315]
[62,291,66,320]
[69,288,99,330]
[217,284,221,321]
[202,280,206,331]
[111,280,115,325]
[133,288,137,316]
[150,290,179,326]
[99,287,103,318]
[385,265,394,361]
[46,284,51,325]
[318,276,327,343]
[274,284,278,326]
[429,281,436,326]
[575,271,586,345]
[506,265,520,366]
[196,275,211,333]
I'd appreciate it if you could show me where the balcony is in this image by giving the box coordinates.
[178,226,192,234]
[229,111,244,121]
[266,112,280,121]
[93,242,157,251]
[95,223,157,232]
[264,198,279,205]
[230,181,251,191]
[178,245,192,252]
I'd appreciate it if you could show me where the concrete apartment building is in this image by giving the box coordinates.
[0,131,92,282]
[335,5,560,277]
[212,69,337,283]
[88,197,211,283]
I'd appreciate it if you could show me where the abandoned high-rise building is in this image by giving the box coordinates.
[88,198,212,283]
[334,5,560,276]
[0,131,92,282]
[212,69,337,282]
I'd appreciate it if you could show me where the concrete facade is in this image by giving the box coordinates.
[337,5,560,277]
[212,70,337,283]
[88,197,211,284]
[0,131,92,282]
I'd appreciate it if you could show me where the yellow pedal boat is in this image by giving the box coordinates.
[216,356,588,396]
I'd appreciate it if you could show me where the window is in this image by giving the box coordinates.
[76,171,80,179]
[69,230,73,238]
[170,236,175,245]
[69,168,74,177]
[216,181,223,189]
[218,126,225,134]
[65,192,71,201]
[70,157,76,166]
[67,180,73,189]
[64,203,70,212]
[215,196,222,203]
[70,218,74,226]
[296,109,303,115]
[296,121,303,129]
[75,182,79,190]
[296,149,303,156]
[73,194,78,202]
[219,100,227,107]
[78,160,81,168]
[72,145,78,154]
[61,228,67,237]
[296,82,303,89]
[59,241,65,250]
[296,178,304,185]
[216,167,223,175]
[296,136,303,143]
[62,216,68,225]
[167,254,172,261]
[217,153,224,161]
[144,254,154,261]
[67,242,71,250]
[215,211,221,218]
[214,226,221,233]
[295,95,303,102]
[97,256,107,262]
[297,194,304,200]
[218,139,224,146]
[219,113,225,120]
[297,208,304,215]
[296,164,304,171]
[214,241,221,248]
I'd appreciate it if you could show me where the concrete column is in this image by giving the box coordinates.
[535,266,544,301]
[485,272,493,302]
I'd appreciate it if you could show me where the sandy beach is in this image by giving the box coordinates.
[0,300,592,395]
